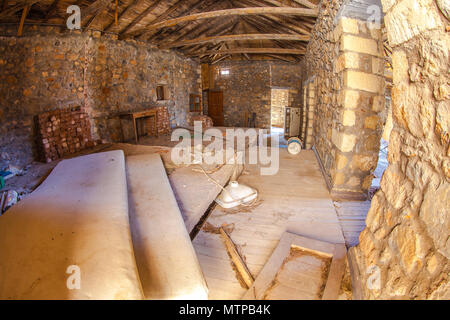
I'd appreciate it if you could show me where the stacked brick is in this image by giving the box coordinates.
[37,107,97,163]
[145,106,171,135]
[189,115,214,130]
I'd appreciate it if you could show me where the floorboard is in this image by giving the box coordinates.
[193,149,346,300]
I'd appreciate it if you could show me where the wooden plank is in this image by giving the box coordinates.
[161,33,309,49]
[193,150,347,300]
[189,47,305,56]
[219,227,254,289]
[322,244,347,299]
[136,6,318,33]
[243,231,346,300]
[17,4,30,36]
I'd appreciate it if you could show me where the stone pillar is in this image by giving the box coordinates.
[305,79,317,149]
[329,17,385,200]
[350,0,449,299]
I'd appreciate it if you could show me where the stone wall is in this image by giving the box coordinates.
[304,0,386,200]
[350,0,450,299]
[304,0,345,188]
[0,26,201,169]
[209,60,303,129]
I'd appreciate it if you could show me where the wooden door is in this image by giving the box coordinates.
[208,91,224,126]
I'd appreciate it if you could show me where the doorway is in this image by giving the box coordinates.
[271,88,289,147]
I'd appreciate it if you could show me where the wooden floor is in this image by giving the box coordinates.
[193,149,346,300]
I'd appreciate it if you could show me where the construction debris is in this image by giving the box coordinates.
[0,190,18,214]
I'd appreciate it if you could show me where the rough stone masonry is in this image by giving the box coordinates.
[304,0,449,299]
[0,25,201,169]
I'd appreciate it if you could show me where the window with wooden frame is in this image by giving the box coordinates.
[156,85,169,101]
[189,94,202,112]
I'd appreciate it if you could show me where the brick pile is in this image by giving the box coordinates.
[145,106,171,135]
[189,115,214,130]
[37,107,98,163]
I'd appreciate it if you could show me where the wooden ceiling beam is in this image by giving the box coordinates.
[189,47,305,57]
[104,0,139,31]
[81,0,112,29]
[178,18,239,54]
[0,0,40,20]
[134,0,194,39]
[265,54,299,62]
[237,0,313,34]
[131,6,318,33]
[119,0,162,36]
[170,16,238,47]
[161,33,309,49]
[241,16,306,50]
[17,3,30,36]
[43,0,59,20]
[292,0,317,9]
[147,0,225,43]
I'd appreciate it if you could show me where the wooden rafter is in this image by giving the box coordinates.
[104,0,138,31]
[130,6,318,34]
[44,0,59,20]
[119,0,162,35]
[265,54,299,62]
[17,3,30,36]
[241,16,306,51]
[0,0,40,20]
[238,0,313,34]
[114,0,118,25]
[292,0,317,9]
[161,33,309,49]
[146,0,221,42]
[189,47,305,57]
[133,0,194,39]
[179,18,238,54]
[0,0,318,63]
[81,0,112,28]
